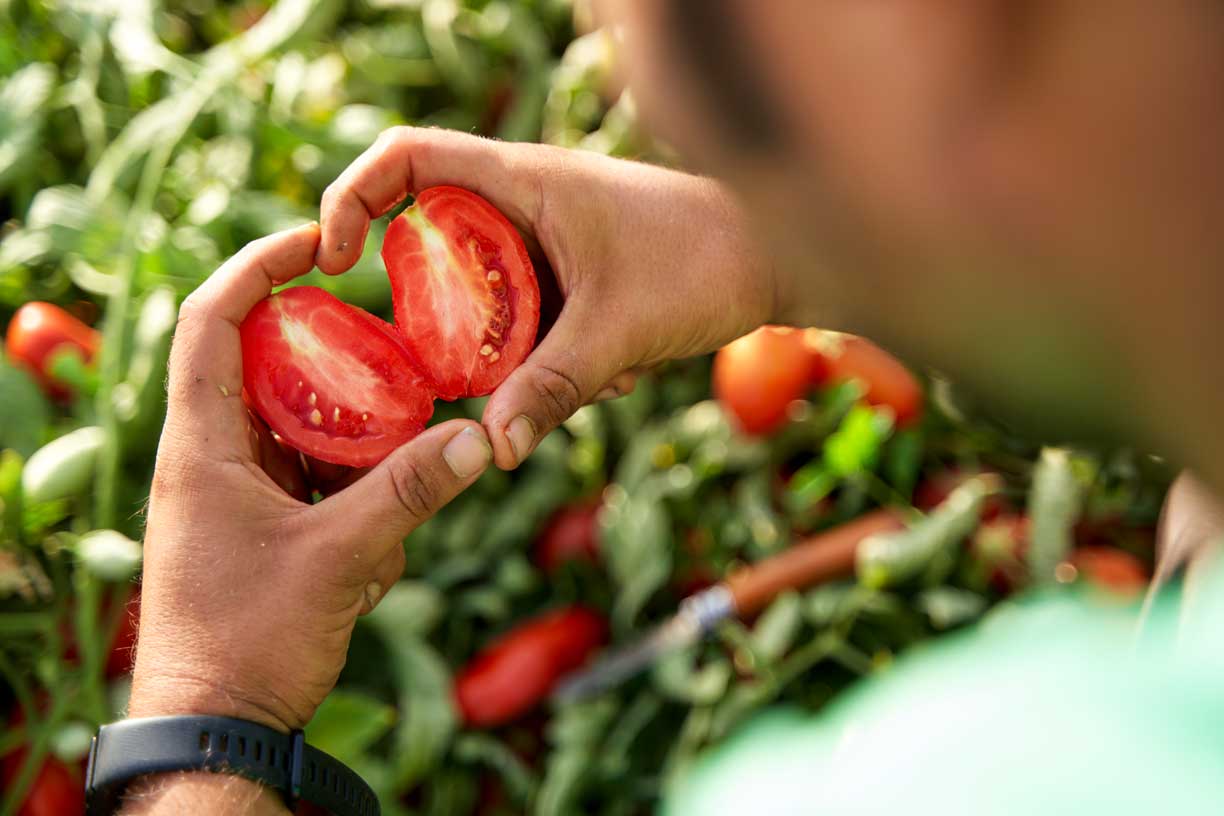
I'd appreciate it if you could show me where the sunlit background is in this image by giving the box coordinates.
[0,2,1170,814]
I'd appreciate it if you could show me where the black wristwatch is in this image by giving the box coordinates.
[85,715,379,815]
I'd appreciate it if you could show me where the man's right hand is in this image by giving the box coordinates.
[317,127,780,470]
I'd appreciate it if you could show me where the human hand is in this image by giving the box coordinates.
[318,127,779,470]
[129,223,494,734]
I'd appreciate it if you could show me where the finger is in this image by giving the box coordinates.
[590,371,639,404]
[166,224,320,448]
[308,420,492,566]
[247,409,311,502]
[317,127,542,275]
[481,309,623,470]
[303,454,370,498]
[359,547,407,616]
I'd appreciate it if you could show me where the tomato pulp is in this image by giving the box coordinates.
[240,287,434,467]
[383,186,540,400]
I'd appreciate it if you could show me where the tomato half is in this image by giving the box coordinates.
[454,606,605,728]
[533,501,602,573]
[821,333,923,428]
[5,302,100,400]
[382,186,540,400]
[240,287,434,467]
[713,326,829,436]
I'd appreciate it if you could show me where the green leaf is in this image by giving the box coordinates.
[1027,447,1086,583]
[749,592,803,662]
[653,647,731,705]
[857,474,999,588]
[824,404,894,478]
[0,359,49,458]
[366,580,446,637]
[917,587,987,630]
[602,492,672,628]
[883,427,924,498]
[305,690,397,767]
[0,62,55,190]
[453,733,538,806]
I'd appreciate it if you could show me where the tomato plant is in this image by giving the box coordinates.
[383,186,541,401]
[713,326,827,435]
[823,333,923,427]
[4,302,100,400]
[454,606,606,728]
[533,501,602,573]
[240,287,434,467]
[0,750,84,816]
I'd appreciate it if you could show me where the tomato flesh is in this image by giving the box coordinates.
[241,287,434,467]
[713,326,827,435]
[383,186,540,400]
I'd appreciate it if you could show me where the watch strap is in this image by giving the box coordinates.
[85,715,378,816]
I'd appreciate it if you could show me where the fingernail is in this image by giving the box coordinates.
[443,426,492,477]
[506,415,537,463]
[364,582,382,611]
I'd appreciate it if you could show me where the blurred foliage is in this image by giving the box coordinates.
[0,1,1170,815]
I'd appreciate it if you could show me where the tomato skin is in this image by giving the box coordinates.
[5,302,100,400]
[1070,546,1149,596]
[382,186,540,400]
[454,607,606,728]
[240,287,435,467]
[823,333,923,427]
[713,326,828,436]
[533,501,602,573]
[0,750,84,816]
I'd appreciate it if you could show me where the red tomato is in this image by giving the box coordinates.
[713,326,828,435]
[533,501,602,573]
[105,590,140,679]
[0,750,84,816]
[1070,546,1149,597]
[822,333,923,427]
[382,187,540,400]
[240,287,434,467]
[4,302,100,400]
[454,606,606,728]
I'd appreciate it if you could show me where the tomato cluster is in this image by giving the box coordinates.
[242,187,540,467]
[714,327,923,437]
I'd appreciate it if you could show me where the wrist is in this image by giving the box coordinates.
[128,671,296,734]
[118,771,287,816]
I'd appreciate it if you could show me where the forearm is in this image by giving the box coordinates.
[119,772,287,816]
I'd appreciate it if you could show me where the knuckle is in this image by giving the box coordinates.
[388,458,438,520]
[533,364,583,426]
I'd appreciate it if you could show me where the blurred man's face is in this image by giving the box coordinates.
[612,0,1224,466]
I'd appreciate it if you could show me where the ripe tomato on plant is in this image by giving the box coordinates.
[713,326,828,435]
[454,606,606,728]
[240,286,434,467]
[821,332,923,427]
[4,302,100,400]
[533,501,602,573]
[383,186,541,400]
[1070,546,1149,597]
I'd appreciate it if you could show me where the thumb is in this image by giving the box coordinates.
[482,312,622,469]
[307,420,492,570]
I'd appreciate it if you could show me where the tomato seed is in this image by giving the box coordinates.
[480,344,493,356]
[486,269,502,285]
[308,391,317,406]
[488,351,500,363]
[309,409,323,426]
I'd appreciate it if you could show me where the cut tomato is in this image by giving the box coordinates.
[382,186,540,400]
[240,287,434,467]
